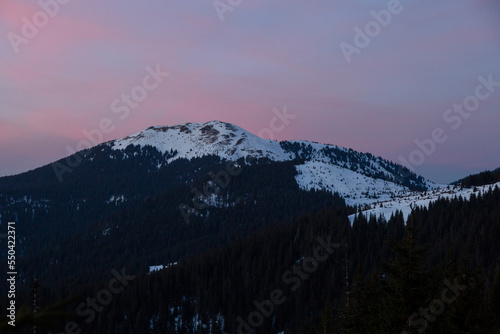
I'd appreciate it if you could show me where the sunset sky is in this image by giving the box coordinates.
[1,0,499,183]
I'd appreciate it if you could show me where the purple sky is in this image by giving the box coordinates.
[1,0,499,183]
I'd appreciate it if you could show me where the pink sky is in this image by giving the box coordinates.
[1,0,499,183]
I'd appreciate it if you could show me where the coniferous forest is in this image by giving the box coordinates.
[1,173,499,333]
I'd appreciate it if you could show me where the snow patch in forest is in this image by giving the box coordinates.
[106,195,127,205]
[149,262,178,273]
[348,182,500,223]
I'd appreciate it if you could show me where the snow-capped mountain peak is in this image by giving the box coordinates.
[108,120,442,204]
[110,120,292,162]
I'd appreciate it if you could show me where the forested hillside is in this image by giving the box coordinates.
[0,153,345,302]
[456,167,500,188]
[4,184,498,333]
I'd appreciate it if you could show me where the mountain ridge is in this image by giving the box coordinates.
[106,120,438,192]
[0,120,440,204]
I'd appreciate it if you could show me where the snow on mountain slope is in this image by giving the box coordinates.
[108,120,440,199]
[295,161,410,206]
[348,182,500,223]
[111,121,293,162]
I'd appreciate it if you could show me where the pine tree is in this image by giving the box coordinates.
[379,219,435,333]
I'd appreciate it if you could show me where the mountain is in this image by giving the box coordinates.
[0,120,439,211]
[108,121,438,193]
[0,120,441,293]
[0,120,438,190]
[1,121,499,334]
[104,121,441,204]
